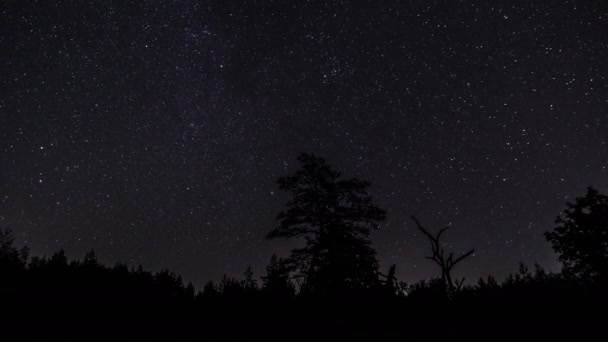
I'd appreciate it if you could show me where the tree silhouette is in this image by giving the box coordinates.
[202,280,218,295]
[0,228,29,288]
[0,228,29,270]
[267,153,386,294]
[378,263,399,296]
[411,216,474,294]
[261,254,295,298]
[241,265,258,295]
[545,186,608,283]
[219,274,244,298]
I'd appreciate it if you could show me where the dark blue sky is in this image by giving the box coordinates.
[1,0,607,288]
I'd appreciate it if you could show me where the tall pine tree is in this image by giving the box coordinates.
[267,153,386,295]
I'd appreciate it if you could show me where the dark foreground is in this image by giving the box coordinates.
[2,292,606,337]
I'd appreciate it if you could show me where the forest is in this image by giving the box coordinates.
[1,153,607,337]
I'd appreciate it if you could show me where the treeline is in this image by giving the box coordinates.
[0,230,601,307]
[0,237,194,306]
[0,231,604,337]
[1,153,607,336]
[0,230,294,306]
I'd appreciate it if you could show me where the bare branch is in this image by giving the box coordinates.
[451,249,475,268]
[454,277,466,291]
[424,256,443,267]
[436,226,450,240]
[410,215,475,295]
[411,216,435,242]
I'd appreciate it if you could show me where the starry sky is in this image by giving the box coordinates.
[1,1,607,288]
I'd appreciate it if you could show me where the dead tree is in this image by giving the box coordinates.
[411,216,475,294]
[378,264,398,294]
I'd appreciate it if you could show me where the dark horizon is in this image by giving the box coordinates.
[2,1,607,291]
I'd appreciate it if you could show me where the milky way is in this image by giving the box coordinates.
[1,1,607,287]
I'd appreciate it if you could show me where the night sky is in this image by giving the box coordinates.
[2,1,607,288]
